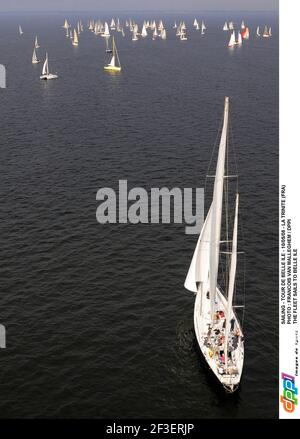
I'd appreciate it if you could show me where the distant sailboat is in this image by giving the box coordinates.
[237,32,242,46]
[32,47,40,64]
[201,20,206,35]
[229,21,234,30]
[40,53,58,80]
[102,22,110,38]
[72,29,79,46]
[269,27,272,37]
[241,20,245,29]
[141,23,148,38]
[63,19,69,29]
[180,29,188,41]
[256,26,260,37]
[161,28,167,40]
[223,22,228,31]
[241,27,250,40]
[185,97,244,393]
[19,25,23,35]
[263,25,270,38]
[228,31,236,47]
[132,25,138,41]
[35,36,40,49]
[104,36,121,72]
[110,18,116,30]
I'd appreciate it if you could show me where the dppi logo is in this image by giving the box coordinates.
[280,373,298,413]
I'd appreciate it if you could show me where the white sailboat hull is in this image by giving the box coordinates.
[194,284,244,392]
[40,73,58,80]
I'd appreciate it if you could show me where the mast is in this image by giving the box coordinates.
[209,97,229,318]
[224,193,239,369]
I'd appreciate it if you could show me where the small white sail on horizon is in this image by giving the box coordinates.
[32,47,40,64]
[35,36,40,49]
[223,22,228,31]
[19,25,23,35]
[72,29,79,46]
[256,26,260,37]
[228,31,236,47]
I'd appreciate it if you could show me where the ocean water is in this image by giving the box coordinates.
[0,11,278,418]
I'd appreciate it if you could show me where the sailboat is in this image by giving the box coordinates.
[63,19,69,29]
[35,36,40,49]
[141,23,148,38]
[110,18,116,30]
[263,25,270,38]
[132,25,138,41]
[228,31,236,47]
[241,20,245,29]
[40,53,58,80]
[72,29,79,46]
[256,26,260,37]
[105,37,112,53]
[104,36,121,72]
[161,28,167,40]
[19,25,23,35]
[180,29,188,41]
[201,21,206,35]
[185,97,244,393]
[241,27,250,40]
[32,47,40,64]
[223,22,228,31]
[237,32,242,46]
[269,27,272,36]
[102,22,110,38]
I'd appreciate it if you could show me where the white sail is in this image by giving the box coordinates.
[241,20,245,29]
[32,47,39,64]
[161,29,167,40]
[223,22,228,31]
[237,32,242,45]
[202,20,206,30]
[35,36,40,48]
[73,29,79,45]
[19,25,23,35]
[141,24,147,37]
[104,22,110,37]
[256,26,260,36]
[229,21,234,30]
[269,27,272,36]
[109,55,116,67]
[224,194,239,369]
[263,25,269,37]
[42,53,49,76]
[185,206,212,293]
[111,18,116,29]
[209,97,229,317]
[228,31,236,47]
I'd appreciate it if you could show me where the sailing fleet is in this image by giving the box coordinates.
[21,16,273,80]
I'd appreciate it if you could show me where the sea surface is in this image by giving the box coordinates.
[0,11,278,418]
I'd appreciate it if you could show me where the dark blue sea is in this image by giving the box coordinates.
[0,10,278,418]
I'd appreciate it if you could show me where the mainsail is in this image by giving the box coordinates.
[209,97,229,317]
[42,53,49,76]
[224,193,239,368]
